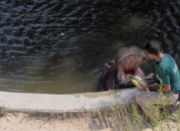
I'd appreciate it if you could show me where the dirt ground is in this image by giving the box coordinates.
[0,112,112,131]
[0,110,179,131]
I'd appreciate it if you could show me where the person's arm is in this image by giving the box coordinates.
[137,83,171,93]
[160,70,171,93]
[137,71,171,93]
[146,70,171,93]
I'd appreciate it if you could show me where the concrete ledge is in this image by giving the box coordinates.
[0,88,138,113]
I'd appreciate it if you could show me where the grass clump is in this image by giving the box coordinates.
[110,104,145,131]
[109,103,180,131]
[0,107,6,117]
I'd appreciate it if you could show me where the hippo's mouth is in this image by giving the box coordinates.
[99,46,148,90]
[124,69,136,75]
[116,54,147,83]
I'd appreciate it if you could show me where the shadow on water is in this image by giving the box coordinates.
[0,0,179,94]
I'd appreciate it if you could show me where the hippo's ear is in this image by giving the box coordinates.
[104,59,116,69]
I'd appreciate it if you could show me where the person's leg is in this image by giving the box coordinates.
[135,91,178,118]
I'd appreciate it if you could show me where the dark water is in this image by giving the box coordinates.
[0,0,179,94]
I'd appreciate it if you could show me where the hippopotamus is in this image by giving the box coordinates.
[98,46,157,90]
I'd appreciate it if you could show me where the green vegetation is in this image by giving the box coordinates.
[110,103,180,131]
[0,107,6,117]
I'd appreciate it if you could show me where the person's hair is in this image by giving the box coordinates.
[143,40,162,55]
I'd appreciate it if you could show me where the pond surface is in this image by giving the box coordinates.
[0,0,179,94]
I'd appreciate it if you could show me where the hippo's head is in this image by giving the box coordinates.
[115,46,147,82]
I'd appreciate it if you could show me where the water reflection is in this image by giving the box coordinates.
[0,55,97,94]
[0,0,179,93]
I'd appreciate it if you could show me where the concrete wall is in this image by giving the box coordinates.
[0,88,138,113]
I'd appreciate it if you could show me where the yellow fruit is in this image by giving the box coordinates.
[132,79,142,89]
